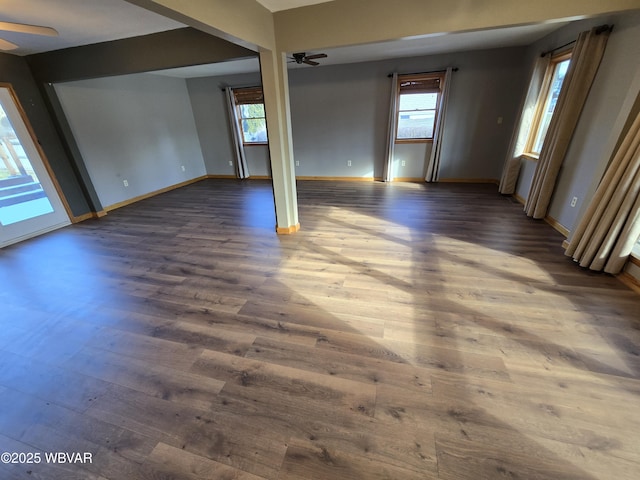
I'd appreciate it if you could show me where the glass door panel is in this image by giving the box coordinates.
[0,86,69,248]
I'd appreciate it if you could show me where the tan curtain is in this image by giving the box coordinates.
[383,73,399,182]
[565,109,640,274]
[425,67,453,182]
[525,26,610,218]
[224,87,250,179]
[498,56,550,194]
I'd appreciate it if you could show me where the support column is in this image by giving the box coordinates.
[259,48,300,234]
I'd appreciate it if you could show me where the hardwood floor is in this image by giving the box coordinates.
[1,178,639,480]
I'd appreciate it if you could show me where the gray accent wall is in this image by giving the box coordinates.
[185,47,527,181]
[393,143,430,179]
[288,61,388,178]
[287,48,527,180]
[186,72,263,175]
[245,146,271,177]
[438,49,527,181]
[54,73,206,208]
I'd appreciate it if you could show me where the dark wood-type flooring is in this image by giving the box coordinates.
[1,179,640,479]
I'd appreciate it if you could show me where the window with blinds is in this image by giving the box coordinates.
[234,87,267,144]
[396,72,445,142]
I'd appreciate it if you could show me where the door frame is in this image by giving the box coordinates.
[0,83,72,245]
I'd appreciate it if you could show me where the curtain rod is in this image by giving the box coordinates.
[387,67,458,78]
[541,39,576,58]
[541,24,613,57]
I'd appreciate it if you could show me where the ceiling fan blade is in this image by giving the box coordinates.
[0,21,58,37]
[0,38,19,51]
[303,59,320,66]
[304,53,327,60]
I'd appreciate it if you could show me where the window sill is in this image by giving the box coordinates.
[395,139,434,144]
[520,153,539,162]
[243,142,268,146]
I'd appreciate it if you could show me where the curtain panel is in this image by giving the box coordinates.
[383,72,399,182]
[224,87,250,179]
[565,108,640,274]
[425,67,453,182]
[498,56,550,194]
[525,26,610,218]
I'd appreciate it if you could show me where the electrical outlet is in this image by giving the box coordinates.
[497,116,503,124]
[295,161,299,167]
[123,179,128,187]
[570,196,578,207]
[229,161,233,166]
[347,160,352,167]
[401,160,406,167]
[181,165,185,172]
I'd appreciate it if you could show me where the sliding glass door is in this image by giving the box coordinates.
[0,85,69,248]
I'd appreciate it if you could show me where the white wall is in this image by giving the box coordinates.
[55,73,206,208]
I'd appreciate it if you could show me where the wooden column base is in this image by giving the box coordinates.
[276,223,300,234]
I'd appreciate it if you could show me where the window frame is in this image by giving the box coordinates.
[524,51,572,158]
[233,86,268,146]
[394,72,445,144]
[632,234,640,260]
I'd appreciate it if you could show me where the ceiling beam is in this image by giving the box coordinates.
[273,0,640,52]
[27,28,256,83]
[125,0,276,51]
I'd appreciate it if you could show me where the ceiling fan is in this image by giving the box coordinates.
[289,52,327,66]
[0,20,58,51]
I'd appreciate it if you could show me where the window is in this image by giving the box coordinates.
[234,87,267,144]
[526,53,572,156]
[395,73,445,142]
[633,232,640,259]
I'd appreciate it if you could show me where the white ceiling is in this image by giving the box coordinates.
[155,21,568,78]
[0,0,336,57]
[295,22,569,68]
[1,0,568,77]
[0,0,185,56]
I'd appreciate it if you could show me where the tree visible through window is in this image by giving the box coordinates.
[395,72,445,142]
[233,87,267,144]
[527,53,571,156]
